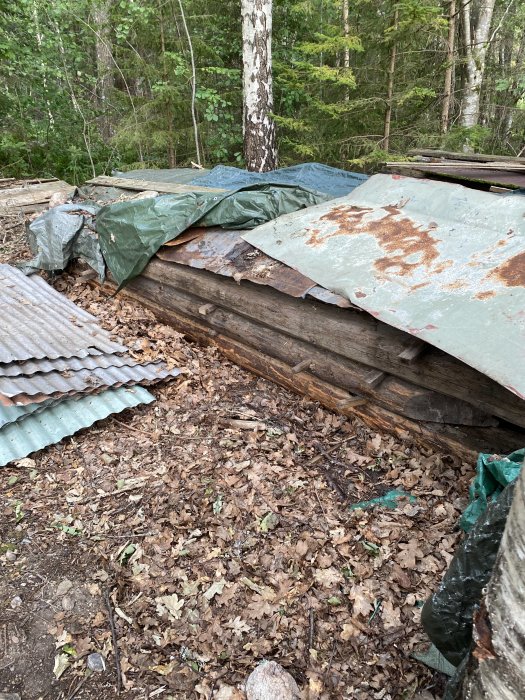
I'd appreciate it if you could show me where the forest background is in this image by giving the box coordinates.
[1,0,524,183]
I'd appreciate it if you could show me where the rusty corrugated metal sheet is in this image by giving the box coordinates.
[156,228,352,306]
[0,363,181,406]
[0,353,140,378]
[242,174,525,398]
[0,265,125,362]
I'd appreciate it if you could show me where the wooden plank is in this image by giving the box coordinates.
[105,281,525,462]
[407,149,525,165]
[86,175,226,194]
[121,274,504,428]
[388,161,525,171]
[0,180,75,208]
[142,259,525,428]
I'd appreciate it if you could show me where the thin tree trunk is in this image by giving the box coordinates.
[241,0,277,172]
[343,0,350,101]
[460,0,496,128]
[159,7,176,168]
[93,0,114,142]
[383,7,398,153]
[441,0,456,133]
[177,0,202,166]
[461,457,525,698]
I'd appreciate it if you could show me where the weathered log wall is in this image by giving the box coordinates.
[96,260,525,461]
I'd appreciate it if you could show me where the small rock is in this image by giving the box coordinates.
[10,596,22,610]
[56,579,73,597]
[87,653,106,673]
[61,595,75,612]
[5,551,16,562]
[246,661,300,700]
[0,693,22,700]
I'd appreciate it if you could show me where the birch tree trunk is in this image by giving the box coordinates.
[441,0,456,133]
[459,0,496,128]
[241,0,277,172]
[461,459,525,698]
[93,0,114,142]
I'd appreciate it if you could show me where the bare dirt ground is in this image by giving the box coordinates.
[0,221,474,699]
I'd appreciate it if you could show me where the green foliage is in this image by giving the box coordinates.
[0,0,524,179]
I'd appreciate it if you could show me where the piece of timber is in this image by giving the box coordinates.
[407,149,525,165]
[141,260,525,428]
[86,175,226,195]
[114,275,500,427]
[102,281,525,462]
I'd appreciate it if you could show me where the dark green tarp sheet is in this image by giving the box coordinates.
[96,183,330,288]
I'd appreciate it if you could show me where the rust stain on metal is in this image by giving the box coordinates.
[305,204,441,278]
[476,290,496,300]
[490,251,525,288]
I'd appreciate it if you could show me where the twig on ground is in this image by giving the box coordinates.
[104,588,123,694]
[308,608,315,650]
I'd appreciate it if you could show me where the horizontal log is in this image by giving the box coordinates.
[141,259,525,428]
[108,283,525,462]
[124,275,498,426]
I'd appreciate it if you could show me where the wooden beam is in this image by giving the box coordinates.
[86,175,226,194]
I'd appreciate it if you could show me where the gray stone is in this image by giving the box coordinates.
[87,653,106,673]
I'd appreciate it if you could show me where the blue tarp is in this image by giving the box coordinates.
[192,163,368,198]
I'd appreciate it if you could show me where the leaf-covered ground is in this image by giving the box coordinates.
[0,239,475,699]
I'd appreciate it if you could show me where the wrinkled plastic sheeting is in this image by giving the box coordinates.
[116,167,210,185]
[24,203,105,281]
[421,481,516,669]
[460,448,524,532]
[192,163,368,198]
[96,184,330,287]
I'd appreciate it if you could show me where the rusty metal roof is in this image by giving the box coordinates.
[242,174,525,398]
[0,265,126,362]
[156,228,352,307]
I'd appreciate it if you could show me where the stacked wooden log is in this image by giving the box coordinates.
[101,258,525,462]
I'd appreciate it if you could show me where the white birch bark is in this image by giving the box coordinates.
[241,0,277,172]
[461,458,525,698]
[460,0,497,128]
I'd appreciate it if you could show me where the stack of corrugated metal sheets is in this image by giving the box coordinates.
[0,264,181,466]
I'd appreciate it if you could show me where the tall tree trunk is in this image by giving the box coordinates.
[460,0,496,128]
[383,7,398,153]
[241,0,277,172]
[461,458,525,698]
[441,0,456,133]
[342,0,350,101]
[93,0,114,142]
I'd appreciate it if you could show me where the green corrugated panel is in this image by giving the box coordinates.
[0,386,155,467]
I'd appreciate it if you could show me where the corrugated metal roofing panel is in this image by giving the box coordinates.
[0,363,181,405]
[0,386,155,466]
[0,353,139,378]
[0,400,56,429]
[0,265,126,362]
[242,174,525,398]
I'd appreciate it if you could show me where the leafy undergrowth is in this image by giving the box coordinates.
[0,267,475,699]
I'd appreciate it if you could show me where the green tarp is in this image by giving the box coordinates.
[96,184,330,287]
[459,448,524,532]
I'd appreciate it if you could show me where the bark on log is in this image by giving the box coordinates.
[99,279,525,462]
[142,260,525,429]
